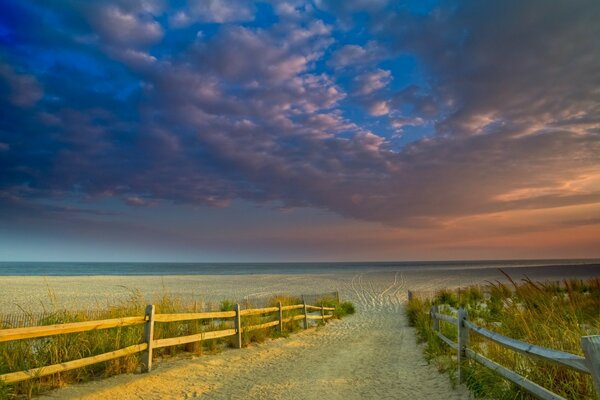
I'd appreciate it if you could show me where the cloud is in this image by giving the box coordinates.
[88,5,164,46]
[0,64,43,107]
[192,26,310,83]
[125,196,148,206]
[0,0,599,240]
[327,41,381,69]
[188,0,255,23]
[368,100,389,116]
[169,11,191,28]
[380,1,600,138]
[353,69,391,95]
[391,116,425,134]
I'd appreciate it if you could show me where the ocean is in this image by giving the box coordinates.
[0,259,598,276]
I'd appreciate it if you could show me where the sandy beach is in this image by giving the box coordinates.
[1,264,599,399]
[2,264,598,314]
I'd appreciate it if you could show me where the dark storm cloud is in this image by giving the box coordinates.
[0,0,599,229]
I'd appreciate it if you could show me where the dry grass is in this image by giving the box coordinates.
[406,275,600,399]
[0,290,353,399]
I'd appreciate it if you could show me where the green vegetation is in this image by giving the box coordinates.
[407,275,600,399]
[0,290,354,399]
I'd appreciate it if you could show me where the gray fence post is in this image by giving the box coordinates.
[457,308,469,383]
[335,290,340,304]
[321,305,325,322]
[303,301,308,329]
[581,335,600,397]
[141,304,155,373]
[431,305,439,332]
[234,303,242,349]
[278,301,283,333]
[408,290,413,301]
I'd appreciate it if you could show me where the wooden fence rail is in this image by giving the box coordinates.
[427,299,600,400]
[0,302,336,385]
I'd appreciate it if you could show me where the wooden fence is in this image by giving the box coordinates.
[428,303,600,400]
[0,301,335,385]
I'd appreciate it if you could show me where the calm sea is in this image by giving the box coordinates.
[0,260,598,276]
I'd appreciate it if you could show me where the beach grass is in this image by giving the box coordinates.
[406,275,600,399]
[0,290,353,399]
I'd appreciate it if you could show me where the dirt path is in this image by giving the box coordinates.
[40,273,468,399]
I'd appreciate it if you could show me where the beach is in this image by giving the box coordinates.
[1,263,598,314]
[1,263,598,399]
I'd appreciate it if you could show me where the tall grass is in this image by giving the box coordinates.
[407,275,600,399]
[0,291,354,399]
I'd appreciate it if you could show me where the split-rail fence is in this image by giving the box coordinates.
[0,301,335,385]
[423,298,600,400]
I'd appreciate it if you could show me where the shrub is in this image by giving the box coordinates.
[337,301,356,317]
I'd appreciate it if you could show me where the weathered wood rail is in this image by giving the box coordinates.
[0,302,335,385]
[427,302,600,400]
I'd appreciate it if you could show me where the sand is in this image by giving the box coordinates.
[2,264,599,399]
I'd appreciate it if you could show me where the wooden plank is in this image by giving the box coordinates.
[322,307,335,311]
[244,320,279,332]
[436,331,458,350]
[141,305,155,373]
[440,304,458,314]
[281,304,304,311]
[278,302,283,333]
[466,348,567,400]
[282,315,305,323]
[457,308,469,382]
[0,316,145,342]
[303,303,308,329]
[0,344,147,384]
[153,311,236,322]
[305,305,322,311]
[153,329,237,349]
[581,336,600,396]
[306,315,324,320]
[234,304,242,349]
[240,307,279,316]
[433,313,458,326]
[464,320,589,373]
[323,315,333,320]
[431,305,439,332]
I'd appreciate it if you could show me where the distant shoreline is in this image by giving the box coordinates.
[0,259,598,277]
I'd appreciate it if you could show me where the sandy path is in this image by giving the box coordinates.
[37,271,469,399]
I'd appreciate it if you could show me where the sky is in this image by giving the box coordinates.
[0,0,599,262]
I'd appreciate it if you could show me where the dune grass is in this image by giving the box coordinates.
[0,290,353,399]
[406,275,600,399]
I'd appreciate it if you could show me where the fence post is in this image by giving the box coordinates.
[321,305,325,322]
[408,290,413,302]
[234,303,242,349]
[457,308,469,383]
[141,304,155,373]
[278,301,283,333]
[335,290,340,304]
[431,305,439,332]
[303,301,308,329]
[581,335,600,396]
